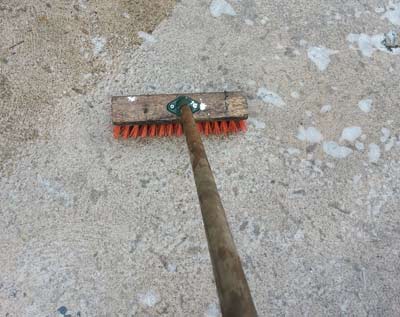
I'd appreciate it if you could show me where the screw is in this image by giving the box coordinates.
[192,103,198,109]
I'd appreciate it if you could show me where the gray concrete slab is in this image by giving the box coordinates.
[1,0,400,316]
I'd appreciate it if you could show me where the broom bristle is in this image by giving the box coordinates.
[213,121,221,134]
[239,120,247,132]
[167,124,174,136]
[197,123,203,133]
[113,120,247,139]
[204,122,211,136]
[228,121,238,133]
[220,121,228,135]
[140,125,148,138]
[149,124,157,137]
[158,124,166,137]
[113,126,121,139]
[176,123,183,137]
[130,125,140,138]
[122,126,130,139]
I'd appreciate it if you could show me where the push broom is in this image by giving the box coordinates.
[112,92,257,316]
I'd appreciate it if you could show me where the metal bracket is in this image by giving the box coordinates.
[166,96,201,117]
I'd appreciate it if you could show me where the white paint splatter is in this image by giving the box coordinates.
[320,104,332,113]
[248,118,266,129]
[368,143,381,163]
[79,0,88,9]
[138,290,160,307]
[290,91,300,99]
[247,79,256,87]
[347,33,400,57]
[297,126,323,143]
[380,127,390,143]
[379,127,395,151]
[38,177,72,207]
[138,31,157,44]
[128,96,137,102]
[367,186,387,216]
[358,99,372,112]
[340,299,350,313]
[354,10,362,18]
[340,126,362,143]
[204,303,221,317]
[257,87,285,107]
[307,46,338,71]
[347,34,381,57]
[210,0,237,17]
[355,141,365,151]
[294,229,305,241]
[91,37,106,55]
[299,39,308,47]
[200,103,208,111]
[323,141,353,159]
[353,174,362,185]
[287,147,301,155]
[385,137,395,151]
[166,263,177,273]
[382,2,400,25]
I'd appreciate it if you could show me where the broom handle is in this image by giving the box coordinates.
[180,105,257,317]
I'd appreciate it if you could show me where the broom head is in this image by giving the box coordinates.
[112,92,248,139]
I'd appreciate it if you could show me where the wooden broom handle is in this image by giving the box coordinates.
[180,105,257,317]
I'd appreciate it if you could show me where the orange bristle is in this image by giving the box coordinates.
[122,126,130,138]
[212,121,221,134]
[175,123,183,137]
[149,124,157,137]
[167,124,174,136]
[113,126,121,139]
[220,121,228,134]
[239,120,247,132]
[114,119,247,139]
[158,124,166,137]
[228,121,238,133]
[204,122,211,136]
[130,125,140,138]
[140,125,148,138]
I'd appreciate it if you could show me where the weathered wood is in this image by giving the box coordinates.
[181,105,257,317]
[112,91,248,125]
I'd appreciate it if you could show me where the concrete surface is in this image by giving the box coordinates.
[1,0,400,316]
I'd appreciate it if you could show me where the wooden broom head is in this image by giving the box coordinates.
[112,91,248,139]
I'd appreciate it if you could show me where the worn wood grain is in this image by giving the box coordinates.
[180,105,257,316]
[112,91,248,125]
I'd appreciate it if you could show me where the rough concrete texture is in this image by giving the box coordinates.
[1,0,400,316]
[0,0,175,176]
